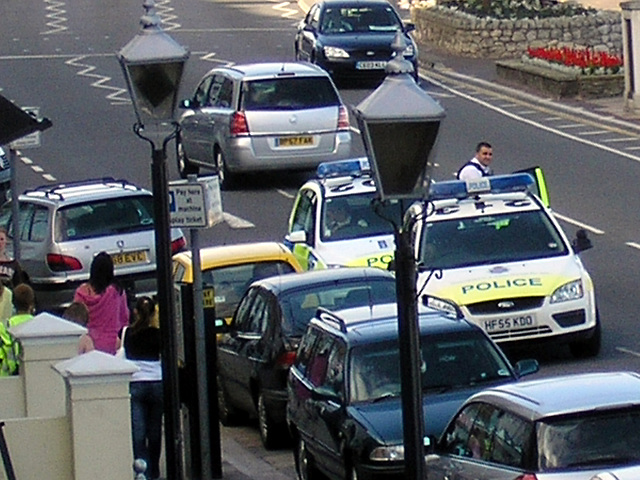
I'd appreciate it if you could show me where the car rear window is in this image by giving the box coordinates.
[241,77,340,111]
[55,195,155,241]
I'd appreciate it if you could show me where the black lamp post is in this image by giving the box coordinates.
[354,33,445,480]
[118,2,189,479]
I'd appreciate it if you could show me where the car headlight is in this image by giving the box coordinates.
[403,44,415,57]
[550,279,583,303]
[324,46,350,59]
[369,444,404,462]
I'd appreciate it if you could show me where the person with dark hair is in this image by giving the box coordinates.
[73,252,130,354]
[0,227,28,288]
[457,141,494,180]
[119,296,162,480]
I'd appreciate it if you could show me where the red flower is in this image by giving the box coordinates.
[527,46,623,71]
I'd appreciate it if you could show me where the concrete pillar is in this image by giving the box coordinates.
[54,350,138,480]
[10,312,85,417]
[621,1,640,111]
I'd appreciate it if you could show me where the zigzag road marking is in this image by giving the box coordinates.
[65,56,131,105]
[156,0,181,31]
[42,0,67,34]
[272,1,300,18]
[223,212,254,229]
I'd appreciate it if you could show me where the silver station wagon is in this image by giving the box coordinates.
[177,62,352,189]
[0,178,186,313]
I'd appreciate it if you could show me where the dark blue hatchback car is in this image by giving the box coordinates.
[286,302,539,480]
[294,0,419,81]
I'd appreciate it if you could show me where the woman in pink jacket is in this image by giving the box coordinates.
[73,252,130,354]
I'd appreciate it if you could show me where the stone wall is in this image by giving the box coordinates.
[411,5,622,58]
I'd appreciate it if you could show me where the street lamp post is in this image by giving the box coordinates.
[118,2,189,479]
[354,33,445,480]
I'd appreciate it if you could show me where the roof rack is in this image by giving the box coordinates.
[24,178,140,200]
[316,307,348,333]
[429,173,535,201]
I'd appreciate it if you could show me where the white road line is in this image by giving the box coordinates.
[602,137,640,142]
[578,130,609,136]
[515,110,536,115]
[555,124,582,128]
[65,56,130,105]
[42,0,67,35]
[543,116,562,121]
[423,74,640,164]
[617,346,640,358]
[272,1,300,17]
[626,242,640,250]
[43,174,57,181]
[552,212,605,235]
[277,189,295,199]
[20,157,33,165]
[625,146,640,151]
[223,212,254,229]
[31,166,44,173]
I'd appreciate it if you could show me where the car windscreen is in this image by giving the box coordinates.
[240,77,340,111]
[279,279,396,336]
[55,195,155,241]
[349,330,514,403]
[537,407,640,471]
[321,193,404,242]
[320,5,402,34]
[418,210,569,270]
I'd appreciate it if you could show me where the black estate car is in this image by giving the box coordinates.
[216,267,396,449]
[286,302,539,480]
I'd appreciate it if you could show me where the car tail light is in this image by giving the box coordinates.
[515,475,537,480]
[47,253,83,272]
[171,236,187,255]
[230,112,249,136]
[337,105,349,131]
[276,350,296,368]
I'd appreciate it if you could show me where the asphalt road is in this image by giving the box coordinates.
[4,0,640,475]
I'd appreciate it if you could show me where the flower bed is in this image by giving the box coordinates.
[495,59,624,98]
[525,46,623,75]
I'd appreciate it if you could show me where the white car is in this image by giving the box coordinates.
[284,158,401,270]
[414,172,599,358]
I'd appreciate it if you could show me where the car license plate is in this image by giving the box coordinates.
[356,61,387,70]
[112,250,148,266]
[483,314,537,332]
[276,136,314,147]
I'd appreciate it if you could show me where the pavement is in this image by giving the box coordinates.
[188,1,638,479]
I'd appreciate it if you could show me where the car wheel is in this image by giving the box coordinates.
[569,309,602,358]
[258,392,284,450]
[295,438,320,480]
[215,148,234,190]
[176,137,199,178]
[217,375,239,426]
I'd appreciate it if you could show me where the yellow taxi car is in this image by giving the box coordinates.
[172,242,303,322]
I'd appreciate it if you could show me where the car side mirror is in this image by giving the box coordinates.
[404,22,415,33]
[514,358,539,377]
[312,386,341,404]
[572,229,592,253]
[286,230,307,244]
[303,23,314,32]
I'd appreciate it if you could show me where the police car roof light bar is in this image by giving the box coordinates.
[316,157,371,179]
[429,173,535,201]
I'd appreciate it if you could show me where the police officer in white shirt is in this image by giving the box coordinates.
[457,142,493,180]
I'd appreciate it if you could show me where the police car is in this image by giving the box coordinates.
[414,173,600,358]
[284,158,406,270]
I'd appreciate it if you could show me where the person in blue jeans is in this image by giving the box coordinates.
[118,296,162,480]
